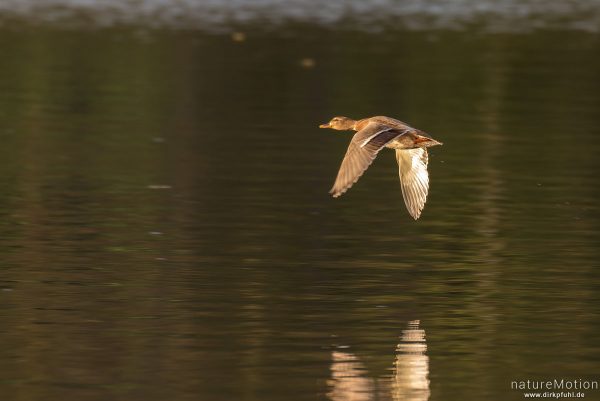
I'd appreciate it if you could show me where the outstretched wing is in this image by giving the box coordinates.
[330,122,404,197]
[396,148,430,220]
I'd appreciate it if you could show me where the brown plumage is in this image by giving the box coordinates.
[320,116,443,219]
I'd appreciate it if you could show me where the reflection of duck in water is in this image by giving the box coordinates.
[327,351,376,401]
[320,116,442,219]
[392,320,430,401]
[327,320,430,401]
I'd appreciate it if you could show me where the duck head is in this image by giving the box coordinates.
[319,116,356,131]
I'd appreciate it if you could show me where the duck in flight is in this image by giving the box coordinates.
[320,116,443,219]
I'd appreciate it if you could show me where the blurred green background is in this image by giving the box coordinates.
[0,2,599,400]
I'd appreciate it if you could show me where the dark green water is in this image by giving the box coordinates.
[0,27,599,401]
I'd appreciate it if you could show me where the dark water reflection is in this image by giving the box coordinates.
[0,26,599,401]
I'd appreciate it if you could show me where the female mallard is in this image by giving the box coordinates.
[320,116,442,219]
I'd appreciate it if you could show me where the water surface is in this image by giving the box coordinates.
[0,23,599,401]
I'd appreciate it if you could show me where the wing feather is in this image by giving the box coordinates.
[396,148,430,219]
[330,122,404,197]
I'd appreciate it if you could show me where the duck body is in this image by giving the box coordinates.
[352,116,440,150]
[319,115,443,219]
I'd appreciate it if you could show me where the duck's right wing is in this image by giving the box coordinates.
[396,148,429,219]
[330,122,405,197]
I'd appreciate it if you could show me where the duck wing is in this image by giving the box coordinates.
[330,122,405,197]
[395,148,430,219]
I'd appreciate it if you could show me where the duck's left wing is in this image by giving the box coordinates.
[330,122,404,197]
[396,148,430,220]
